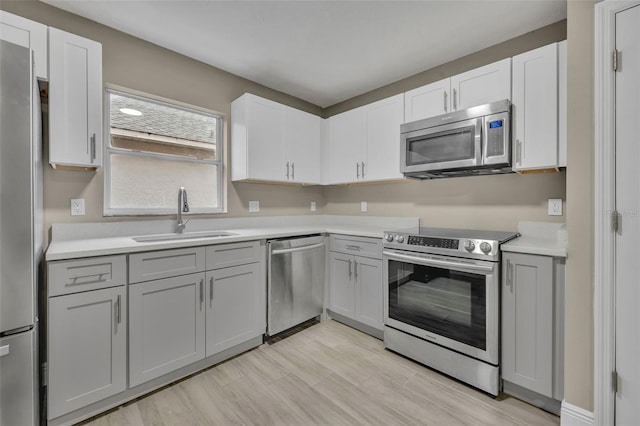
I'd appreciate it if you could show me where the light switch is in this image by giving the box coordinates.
[361,201,367,212]
[310,201,316,212]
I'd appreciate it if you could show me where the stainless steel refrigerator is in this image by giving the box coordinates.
[0,39,44,426]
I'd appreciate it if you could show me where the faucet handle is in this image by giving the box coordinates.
[181,188,190,212]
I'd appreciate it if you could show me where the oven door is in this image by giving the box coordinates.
[401,118,482,174]
[383,249,499,365]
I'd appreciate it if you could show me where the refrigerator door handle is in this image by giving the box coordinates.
[0,344,10,357]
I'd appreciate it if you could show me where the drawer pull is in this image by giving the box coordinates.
[345,245,361,251]
[69,272,107,286]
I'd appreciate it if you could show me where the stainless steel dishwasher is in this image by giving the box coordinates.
[267,235,325,336]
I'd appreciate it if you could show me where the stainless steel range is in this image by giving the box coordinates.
[382,227,519,395]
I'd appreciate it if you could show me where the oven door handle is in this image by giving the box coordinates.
[383,250,494,273]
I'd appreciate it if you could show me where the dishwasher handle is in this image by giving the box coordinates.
[271,242,325,255]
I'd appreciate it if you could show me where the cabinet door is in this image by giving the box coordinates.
[558,40,567,168]
[502,252,553,397]
[284,107,321,184]
[329,253,355,318]
[404,78,451,122]
[512,43,559,171]
[48,28,102,168]
[0,11,48,80]
[327,108,363,184]
[205,263,264,356]
[354,256,383,330]
[129,273,205,387]
[450,58,511,111]
[362,94,404,182]
[246,95,286,181]
[48,287,126,419]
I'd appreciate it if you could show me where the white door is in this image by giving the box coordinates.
[354,256,383,330]
[362,94,404,182]
[615,5,640,424]
[328,253,355,318]
[246,96,285,182]
[284,107,321,184]
[450,58,511,111]
[327,108,362,184]
[404,78,451,122]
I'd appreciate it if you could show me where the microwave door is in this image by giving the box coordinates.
[401,118,482,174]
[482,111,511,166]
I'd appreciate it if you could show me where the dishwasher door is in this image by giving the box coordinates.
[267,235,325,336]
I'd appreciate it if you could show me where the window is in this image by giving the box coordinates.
[104,89,224,215]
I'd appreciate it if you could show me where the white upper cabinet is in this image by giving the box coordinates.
[48,27,102,169]
[0,11,48,80]
[450,58,512,111]
[558,40,567,168]
[403,59,511,123]
[327,94,404,184]
[231,93,322,184]
[362,94,404,182]
[512,42,563,172]
[404,78,451,122]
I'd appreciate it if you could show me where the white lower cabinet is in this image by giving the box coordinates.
[48,286,126,419]
[501,251,564,408]
[128,272,206,387]
[205,263,264,356]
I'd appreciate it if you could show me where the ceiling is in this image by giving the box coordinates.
[42,0,567,108]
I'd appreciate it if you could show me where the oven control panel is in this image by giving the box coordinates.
[406,236,459,250]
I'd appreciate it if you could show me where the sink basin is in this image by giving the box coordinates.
[133,231,237,243]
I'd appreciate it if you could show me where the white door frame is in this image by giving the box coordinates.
[594,2,640,425]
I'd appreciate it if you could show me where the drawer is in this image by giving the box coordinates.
[129,247,205,284]
[330,234,382,259]
[206,240,261,270]
[48,255,126,296]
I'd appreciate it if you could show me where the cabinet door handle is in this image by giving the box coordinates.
[516,139,523,165]
[115,294,121,325]
[286,161,290,180]
[291,162,295,181]
[356,163,360,179]
[354,259,359,280]
[444,91,448,112]
[209,277,214,305]
[348,259,352,279]
[506,260,514,291]
[90,133,96,162]
[453,88,458,110]
[361,162,365,179]
[200,279,204,308]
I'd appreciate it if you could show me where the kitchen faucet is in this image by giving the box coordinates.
[177,187,189,233]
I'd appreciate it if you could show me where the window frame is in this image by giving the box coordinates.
[103,87,225,216]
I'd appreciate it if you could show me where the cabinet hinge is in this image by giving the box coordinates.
[613,49,620,72]
[612,211,620,233]
[41,362,48,387]
[612,370,619,393]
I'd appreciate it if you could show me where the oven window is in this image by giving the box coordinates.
[406,125,476,166]
[388,259,486,350]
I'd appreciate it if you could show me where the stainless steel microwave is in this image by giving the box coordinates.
[400,99,512,179]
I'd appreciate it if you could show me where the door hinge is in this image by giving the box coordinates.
[41,362,48,387]
[613,49,620,72]
[612,211,620,233]
[612,370,619,393]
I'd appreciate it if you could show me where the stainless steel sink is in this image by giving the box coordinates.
[132,231,237,243]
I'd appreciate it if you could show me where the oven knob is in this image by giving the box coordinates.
[480,242,492,254]
[463,240,475,251]
[395,235,405,243]
[384,234,394,242]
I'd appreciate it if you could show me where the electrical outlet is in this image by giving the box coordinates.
[70,198,85,216]
[310,201,316,212]
[249,200,260,213]
[361,201,367,212]
[548,198,563,216]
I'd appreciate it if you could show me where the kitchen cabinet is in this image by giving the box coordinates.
[328,235,384,335]
[48,27,102,169]
[47,255,127,420]
[129,272,206,387]
[512,42,566,172]
[327,94,404,184]
[403,59,511,123]
[502,251,564,409]
[231,93,321,184]
[205,262,263,356]
[0,11,48,80]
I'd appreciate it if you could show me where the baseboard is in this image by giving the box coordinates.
[561,400,594,426]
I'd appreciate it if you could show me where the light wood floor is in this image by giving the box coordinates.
[81,320,560,426]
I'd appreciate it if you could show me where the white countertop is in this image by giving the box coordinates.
[501,221,567,258]
[46,216,419,261]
